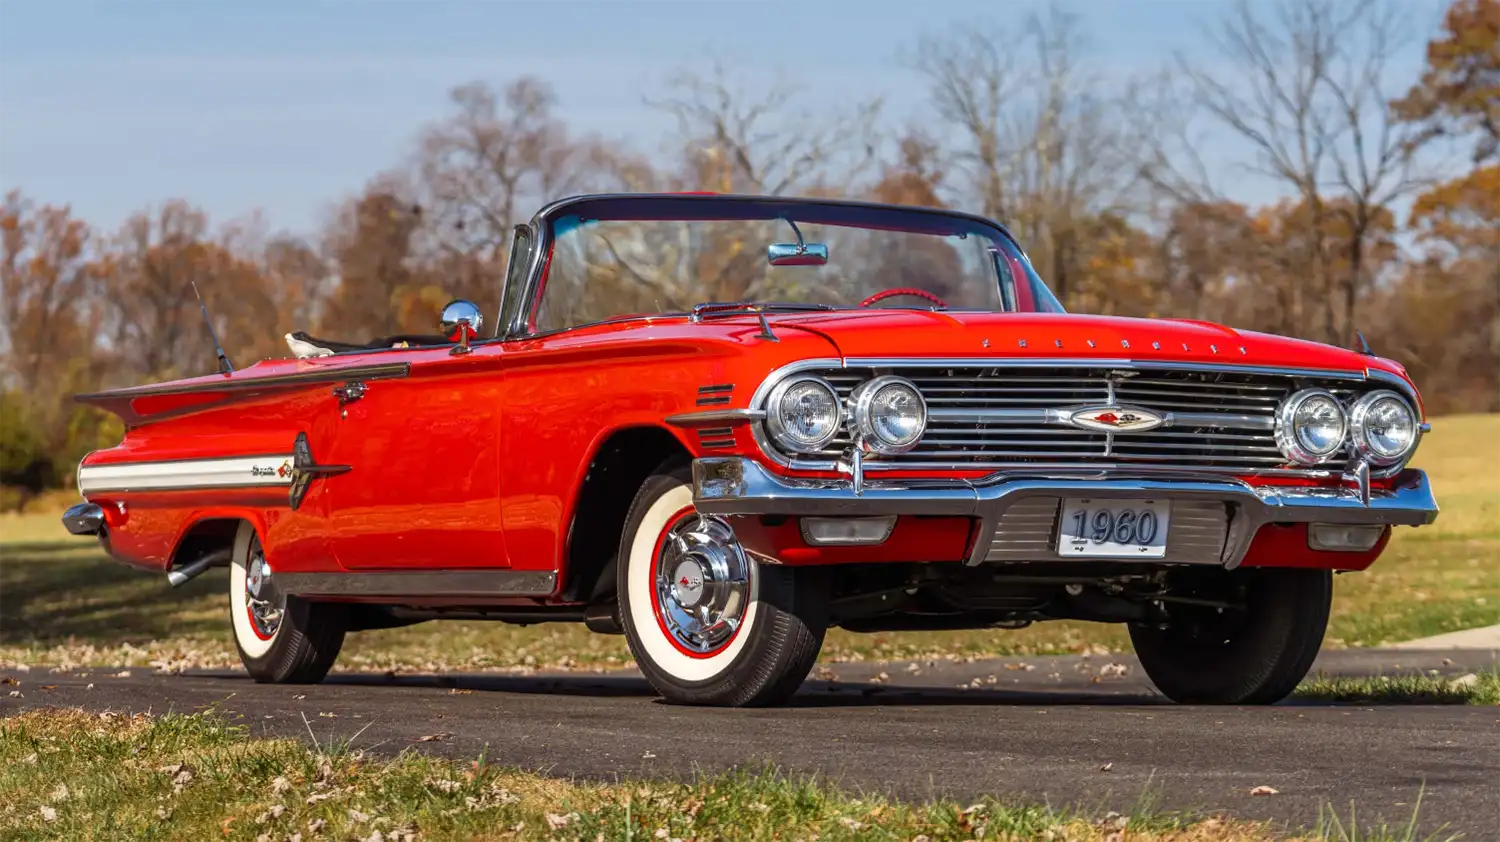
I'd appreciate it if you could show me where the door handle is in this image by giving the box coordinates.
[333,381,367,407]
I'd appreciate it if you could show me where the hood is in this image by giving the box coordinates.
[761,310,1379,373]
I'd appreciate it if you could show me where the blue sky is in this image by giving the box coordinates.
[0,0,1445,237]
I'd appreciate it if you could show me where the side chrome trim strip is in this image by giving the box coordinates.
[78,455,294,494]
[76,362,411,403]
[277,570,557,598]
[665,408,768,427]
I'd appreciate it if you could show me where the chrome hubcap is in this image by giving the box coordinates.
[245,547,284,638]
[654,515,750,653]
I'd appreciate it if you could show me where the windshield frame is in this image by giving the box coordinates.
[496,193,1051,340]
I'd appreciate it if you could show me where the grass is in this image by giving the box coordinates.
[1294,668,1500,706]
[0,708,1458,842]
[1,414,1496,673]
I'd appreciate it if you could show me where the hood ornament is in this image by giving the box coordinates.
[1066,406,1166,433]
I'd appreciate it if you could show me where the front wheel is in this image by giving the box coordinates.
[617,463,828,706]
[1130,567,1331,704]
[229,523,347,684]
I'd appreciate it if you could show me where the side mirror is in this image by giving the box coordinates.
[440,299,484,355]
[768,242,829,267]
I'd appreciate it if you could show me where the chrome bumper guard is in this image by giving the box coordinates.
[691,457,1439,569]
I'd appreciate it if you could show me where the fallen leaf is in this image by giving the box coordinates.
[413,732,453,743]
[1250,785,1280,796]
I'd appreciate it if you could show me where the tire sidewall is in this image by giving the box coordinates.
[230,522,283,664]
[619,472,766,689]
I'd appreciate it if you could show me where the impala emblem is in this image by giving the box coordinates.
[1067,405,1166,433]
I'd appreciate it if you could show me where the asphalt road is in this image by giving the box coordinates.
[5,648,1499,838]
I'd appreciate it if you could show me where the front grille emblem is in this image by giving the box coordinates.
[1066,406,1166,433]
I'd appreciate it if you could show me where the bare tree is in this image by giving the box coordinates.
[648,62,883,196]
[1159,0,1425,346]
[911,6,1147,306]
[413,78,605,262]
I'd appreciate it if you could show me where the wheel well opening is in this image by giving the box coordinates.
[172,518,243,569]
[561,427,690,603]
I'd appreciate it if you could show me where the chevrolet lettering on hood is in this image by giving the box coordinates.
[64,192,1438,710]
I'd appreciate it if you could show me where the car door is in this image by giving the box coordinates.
[319,345,509,569]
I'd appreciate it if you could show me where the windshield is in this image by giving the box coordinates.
[529,196,1063,334]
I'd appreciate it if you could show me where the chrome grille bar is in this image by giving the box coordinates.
[756,360,1382,475]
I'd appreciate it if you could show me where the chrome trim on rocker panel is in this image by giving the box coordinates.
[693,457,1440,569]
[277,570,558,598]
[749,358,1385,476]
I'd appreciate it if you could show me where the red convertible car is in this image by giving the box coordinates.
[63,193,1438,706]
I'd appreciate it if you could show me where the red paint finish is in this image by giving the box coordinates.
[1238,522,1390,571]
[72,240,1424,598]
[729,516,976,565]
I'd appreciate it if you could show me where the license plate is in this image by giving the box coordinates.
[1056,498,1170,558]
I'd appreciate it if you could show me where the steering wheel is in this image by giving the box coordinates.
[859,287,949,309]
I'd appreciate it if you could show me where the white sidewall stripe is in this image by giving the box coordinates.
[230,522,277,658]
[78,456,294,494]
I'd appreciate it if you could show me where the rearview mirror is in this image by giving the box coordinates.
[768,242,829,267]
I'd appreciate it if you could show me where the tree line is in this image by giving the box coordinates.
[2,0,1495,500]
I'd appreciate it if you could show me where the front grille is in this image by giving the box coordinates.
[778,364,1367,473]
[984,498,1230,563]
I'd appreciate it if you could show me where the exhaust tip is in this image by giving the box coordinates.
[61,502,105,536]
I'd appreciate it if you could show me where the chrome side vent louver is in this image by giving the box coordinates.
[697,384,734,406]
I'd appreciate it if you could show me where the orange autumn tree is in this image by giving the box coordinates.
[1393,0,1500,162]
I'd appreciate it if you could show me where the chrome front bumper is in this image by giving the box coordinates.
[691,457,1439,568]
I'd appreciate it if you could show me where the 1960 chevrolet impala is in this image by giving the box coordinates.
[63,193,1438,706]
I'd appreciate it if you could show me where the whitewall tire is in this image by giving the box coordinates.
[229,522,347,684]
[617,463,828,706]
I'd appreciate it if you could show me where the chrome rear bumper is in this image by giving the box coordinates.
[691,457,1439,568]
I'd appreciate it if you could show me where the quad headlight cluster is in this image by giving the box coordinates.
[1274,388,1420,468]
[764,374,927,456]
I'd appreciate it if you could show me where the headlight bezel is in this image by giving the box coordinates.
[763,374,843,454]
[1274,388,1348,466]
[1349,389,1419,467]
[849,375,928,455]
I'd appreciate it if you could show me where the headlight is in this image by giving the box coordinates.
[1349,390,1418,467]
[765,375,842,453]
[1275,388,1347,465]
[850,376,926,455]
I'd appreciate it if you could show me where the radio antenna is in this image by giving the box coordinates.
[192,282,235,374]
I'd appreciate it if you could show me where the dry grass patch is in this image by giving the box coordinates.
[0,708,1450,842]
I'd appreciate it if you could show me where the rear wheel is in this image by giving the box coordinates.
[1130,567,1331,704]
[617,463,828,706]
[229,523,346,684]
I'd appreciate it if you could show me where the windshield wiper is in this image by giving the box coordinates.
[687,301,837,342]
